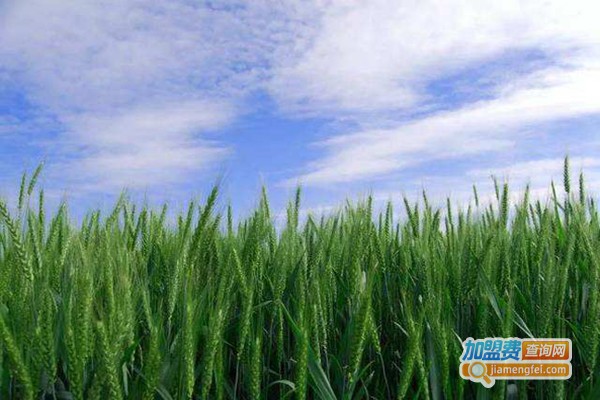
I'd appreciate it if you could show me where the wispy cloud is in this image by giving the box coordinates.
[270,0,600,188]
[50,100,234,192]
[270,0,600,115]
[287,62,600,186]
[0,0,294,192]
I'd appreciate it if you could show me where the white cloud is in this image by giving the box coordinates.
[62,100,233,148]
[0,0,296,192]
[288,62,600,186]
[272,0,600,188]
[0,1,283,111]
[51,100,233,191]
[270,0,600,115]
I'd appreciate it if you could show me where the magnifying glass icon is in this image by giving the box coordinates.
[468,361,492,386]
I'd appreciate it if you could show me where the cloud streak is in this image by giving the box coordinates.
[0,0,296,192]
[270,0,600,115]
[288,60,600,186]
[268,0,600,188]
[51,100,233,191]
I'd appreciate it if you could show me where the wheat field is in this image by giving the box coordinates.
[0,158,599,399]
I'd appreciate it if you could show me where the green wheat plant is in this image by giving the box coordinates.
[0,157,599,399]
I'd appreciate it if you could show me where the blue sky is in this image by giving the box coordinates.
[2,0,600,219]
